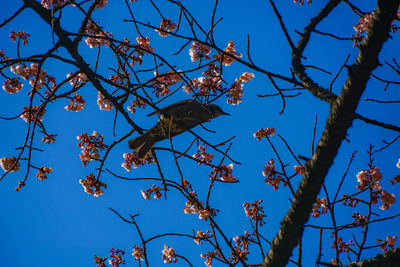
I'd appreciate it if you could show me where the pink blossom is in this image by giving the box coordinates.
[97,92,113,111]
[79,173,107,197]
[193,144,214,165]
[36,166,53,180]
[65,93,85,112]
[2,78,24,94]
[10,31,30,45]
[21,105,45,122]
[217,41,242,66]
[253,128,275,140]
[294,165,305,175]
[189,42,211,62]
[67,72,87,88]
[227,79,243,105]
[132,245,145,261]
[239,72,255,83]
[0,156,20,172]
[380,190,395,210]
[161,245,177,264]
[155,18,177,37]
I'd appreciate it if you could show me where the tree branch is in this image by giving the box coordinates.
[263,1,400,266]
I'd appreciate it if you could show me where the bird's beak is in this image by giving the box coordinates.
[221,111,230,116]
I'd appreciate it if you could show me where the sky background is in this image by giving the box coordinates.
[0,0,399,266]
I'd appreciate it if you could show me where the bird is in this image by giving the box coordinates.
[128,99,229,159]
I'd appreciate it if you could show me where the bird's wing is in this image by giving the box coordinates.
[146,99,196,117]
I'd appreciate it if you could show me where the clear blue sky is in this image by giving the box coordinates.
[0,1,399,266]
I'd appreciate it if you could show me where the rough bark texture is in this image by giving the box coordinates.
[320,247,400,267]
[346,247,400,267]
[262,0,400,266]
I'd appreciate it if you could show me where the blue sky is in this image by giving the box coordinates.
[0,1,399,266]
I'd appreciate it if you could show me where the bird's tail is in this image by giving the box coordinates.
[128,132,156,159]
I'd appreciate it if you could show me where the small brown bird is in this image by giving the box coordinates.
[128,99,229,159]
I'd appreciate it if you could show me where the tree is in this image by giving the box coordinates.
[1,0,399,266]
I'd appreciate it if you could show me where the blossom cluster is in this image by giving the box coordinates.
[262,159,283,190]
[132,245,145,261]
[353,12,374,47]
[226,79,244,105]
[183,63,222,96]
[64,93,85,112]
[232,231,253,254]
[132,36,155,65]
[226,72,254,105]
[93,255,106,267]
[352,212,367,227]
[243,200,266,227]
[253,127,275,140]
[79,173,107,197]
[210,163,237,182]
[189,42,211,62]
[380,190,396,210]
[155,18,177,37]
[0,156,20,172]
[351,10,400,46]
[36,166,53,180]
[42,133,57,144]
[230,231,254,264]
[116,37,154,66]
[186,41,252,105]
[294,165,305,175]
[127,99,146,114]
[121,152,153,171]
[2,77,23,94]
[183,181,218,221]
[10,30,30,45]
[229,247,249,265]
[84,21,113,48]
[184,193,213,220]
[21,105,46,123]
[216,41,242,66]
[194,230,210,245]
[200,250,220,267]
[141,185,162,200]
[331,235,354,253]
[9,63,56,91]
[108,248,125,267]
[161,245,177,264]
[311,197,328,218]
[353,12,374,35]
[239,72,255,83]
[377,235,397,252]
[356,166,396,210]
[152,70,182,97]
[110,73,130,87]
[97,92,113,111]
[67,72,88,88]
[77,131,106,167]
[193,144,214,165]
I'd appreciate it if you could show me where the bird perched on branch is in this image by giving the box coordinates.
[128,99,229,159]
